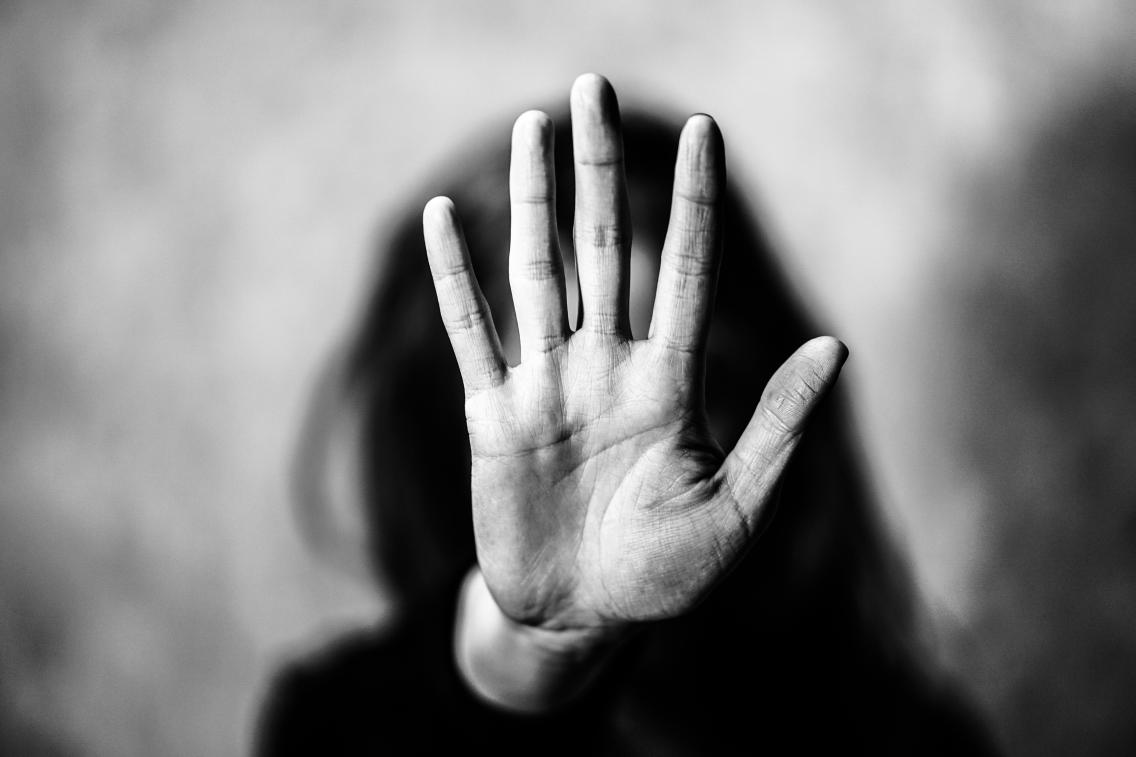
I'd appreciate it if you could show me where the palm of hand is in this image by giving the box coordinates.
[468,338,737,629]
[424,74,845,637]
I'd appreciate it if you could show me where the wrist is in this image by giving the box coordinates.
[453,566,631,713]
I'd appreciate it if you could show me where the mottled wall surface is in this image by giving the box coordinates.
[1,1,1133,754]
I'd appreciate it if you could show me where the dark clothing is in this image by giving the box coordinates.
[257,572,998,756]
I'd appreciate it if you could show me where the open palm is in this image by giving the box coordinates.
[424,74,846,638]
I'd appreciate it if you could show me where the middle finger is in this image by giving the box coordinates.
[570,73,631,338]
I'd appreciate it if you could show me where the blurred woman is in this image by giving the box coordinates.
[258,75,995,755]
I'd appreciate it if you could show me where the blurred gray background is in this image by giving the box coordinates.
[2,1,1135,754]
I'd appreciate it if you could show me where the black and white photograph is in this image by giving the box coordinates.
[1,2,1135,754]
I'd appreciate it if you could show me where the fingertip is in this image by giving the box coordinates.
[722,337,848,509]
[513,110,554,150]
[424,195,455,222]
[682,114,723,159]
[832,338,850,365]
[786,337,849,399]
[675,115,724,202]
[684,113,720,139]
[801,336,850,372]
[423,196,461,251]
[570,73,619,126]
[571,72,612,103]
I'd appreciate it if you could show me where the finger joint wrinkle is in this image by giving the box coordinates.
[674,187,718,207]
[512,193,555,205]
[431,260,473,282]
[447,306,490,334]
[663,246,716,276]
[760,397,804,436]
[516,256,563,282]
[575,154,623,168]
[576,223,629,251]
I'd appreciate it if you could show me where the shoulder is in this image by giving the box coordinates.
[255,617,437,756]
[255,580,623,756]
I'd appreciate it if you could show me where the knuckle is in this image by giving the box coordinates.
[576,153,622,168]
[658,333,700,355]
[582,307,622,335]
[665,243,716,277]
[675,187,716,207]
[759,400,799,436]
[445,304,489,334]
[431,259,471,282]
[760,372,822,435]
[517,255,562,282]
[795,356,830,395]
[664,271,699,303]
[576,221,628,251]
[512,191,554,205]
[527,330,563,354]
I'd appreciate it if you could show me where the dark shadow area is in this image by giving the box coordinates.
[946,84,1136,756]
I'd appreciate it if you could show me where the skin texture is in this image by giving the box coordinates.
[423,74,848,711]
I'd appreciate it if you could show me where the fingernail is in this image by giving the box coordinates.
[572,74,618,127]
[680,115,723,200]
[515,110,553,153]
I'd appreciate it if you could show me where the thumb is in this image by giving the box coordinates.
[717,336,848,534]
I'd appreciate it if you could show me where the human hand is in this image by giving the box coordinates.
[424,74,846,707]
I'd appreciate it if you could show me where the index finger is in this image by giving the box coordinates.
[423,197,508,395]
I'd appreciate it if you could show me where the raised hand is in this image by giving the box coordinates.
[423,74,846,710]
